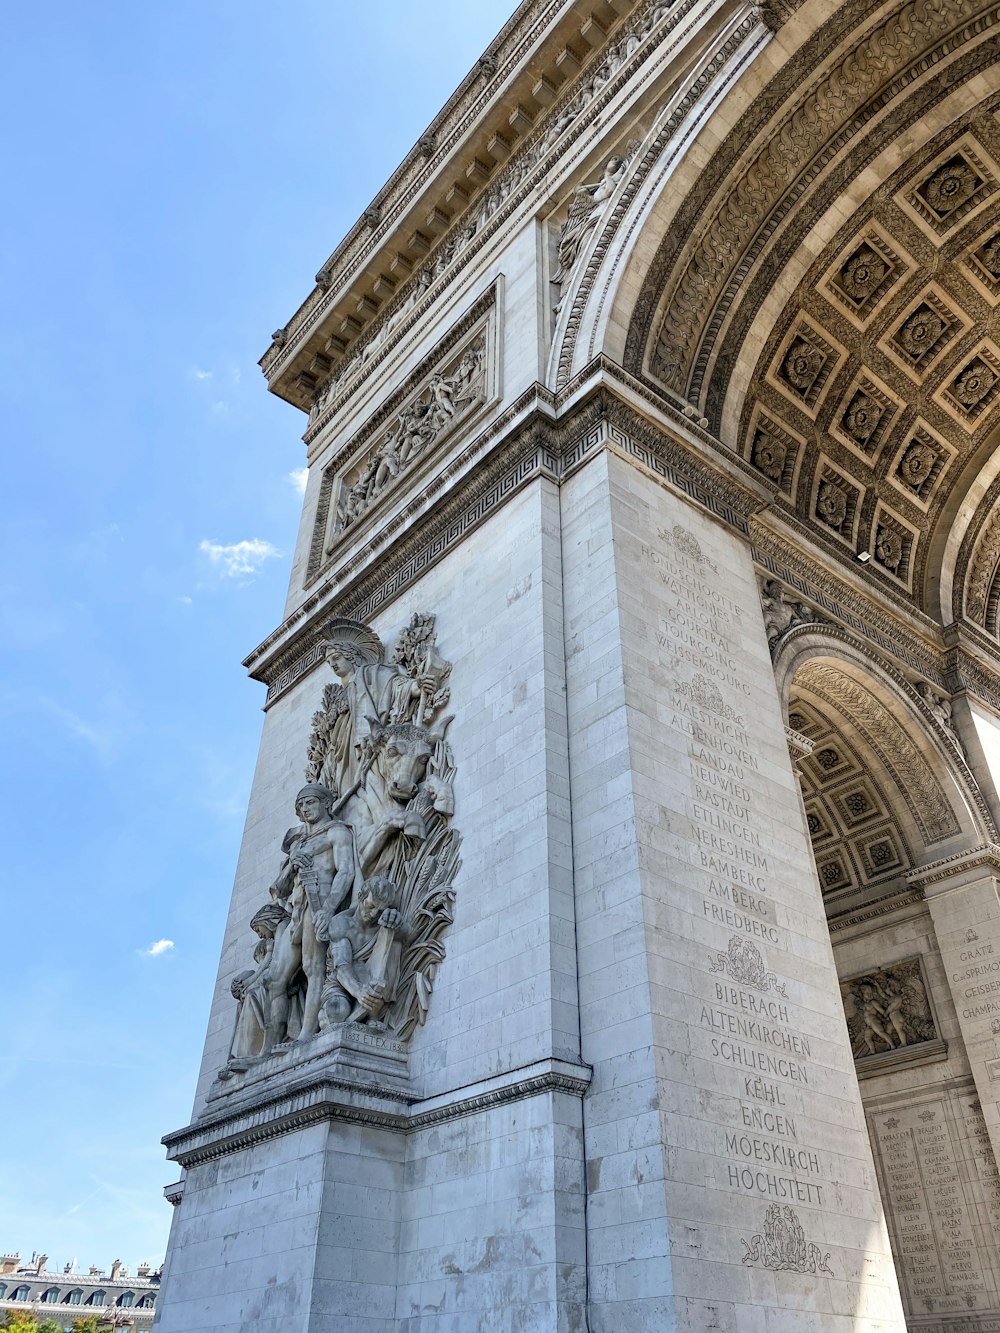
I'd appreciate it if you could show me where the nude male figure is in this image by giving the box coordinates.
[264,784,356,1049]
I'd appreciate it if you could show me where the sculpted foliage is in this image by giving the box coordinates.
[223,613,460,1072]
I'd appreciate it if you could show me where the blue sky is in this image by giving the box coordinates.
[0,0,515,1273]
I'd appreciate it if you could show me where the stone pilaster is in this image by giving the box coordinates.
[561,448,905,1332]
[911,846,1000,1173]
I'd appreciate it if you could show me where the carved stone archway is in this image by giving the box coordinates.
[773,628,1000,1320]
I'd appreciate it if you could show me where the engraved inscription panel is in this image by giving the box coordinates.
[638,519,868,1271]
[870,1094,1000,1319]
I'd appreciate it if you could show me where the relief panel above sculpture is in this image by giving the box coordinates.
[220,612,461,1086]
[306,292,500,581]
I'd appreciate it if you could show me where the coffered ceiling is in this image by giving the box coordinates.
[630,0,1000,629]
[738,106,1000,615]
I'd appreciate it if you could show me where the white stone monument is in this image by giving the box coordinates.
[155,1,1000,1329]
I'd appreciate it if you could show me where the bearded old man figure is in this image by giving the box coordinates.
[318,875,407,1029]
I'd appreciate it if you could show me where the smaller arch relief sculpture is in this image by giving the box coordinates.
[223,613,460,1075]
[758,578,824,648]
[550,145,639,314]
[329,340,486,541]
[915,679,960,743]
[840,958,936,1061]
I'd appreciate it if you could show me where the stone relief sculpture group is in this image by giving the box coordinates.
[224,613,460,1074]
[330,338,486,537]
[550,145,638,313]
[840,959,936,1059]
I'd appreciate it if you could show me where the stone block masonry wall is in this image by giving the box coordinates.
[155,1122,338,1333]
[561,449,907,1333]
[561,451,675,1330]
[383,475,580,1097]
[159,478,589,1333]
[395,1090,586,1333]
[161,446,909,1333]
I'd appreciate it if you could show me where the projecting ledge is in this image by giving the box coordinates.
[164,1054,592,1168]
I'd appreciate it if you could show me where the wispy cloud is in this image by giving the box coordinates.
[288,467,308,495]
[190,367,213,381]
[138,939,174,958]
[199,537,281,578]
[0,686,124,762]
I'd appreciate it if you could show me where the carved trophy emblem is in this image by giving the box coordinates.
[741,1204,833,1275]
[223,612,460,1075]
[709,936,786,996]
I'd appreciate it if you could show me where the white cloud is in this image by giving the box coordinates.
[199,537,281,578]
[139,939,174,958]
[288,467,308,495]
[0,687,124,762]
[191,367,213,381]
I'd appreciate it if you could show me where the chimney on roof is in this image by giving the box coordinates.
[0,1255,19,1275]
[89,1266,101,1277]
[110,1259,122,1282]
[35,1254,48,1276]
[137,1264,150,1278]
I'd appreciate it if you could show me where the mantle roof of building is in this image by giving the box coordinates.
[258,0,649,412]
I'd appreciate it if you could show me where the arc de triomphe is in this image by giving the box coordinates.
[155,2,1000,1329]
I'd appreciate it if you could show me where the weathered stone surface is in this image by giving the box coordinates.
[156,0,1000,1328]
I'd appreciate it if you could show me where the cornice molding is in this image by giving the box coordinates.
[163,1058,592,1169]
[258,0,566,381]
[784,724,815,763]
[262,0,724,412]
[751,521,949,683]
[827,888,925,933]
[246,368,769,702]
[906,841,1000,889]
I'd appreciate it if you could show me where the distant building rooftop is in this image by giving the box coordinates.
[0,1251,161,1328]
